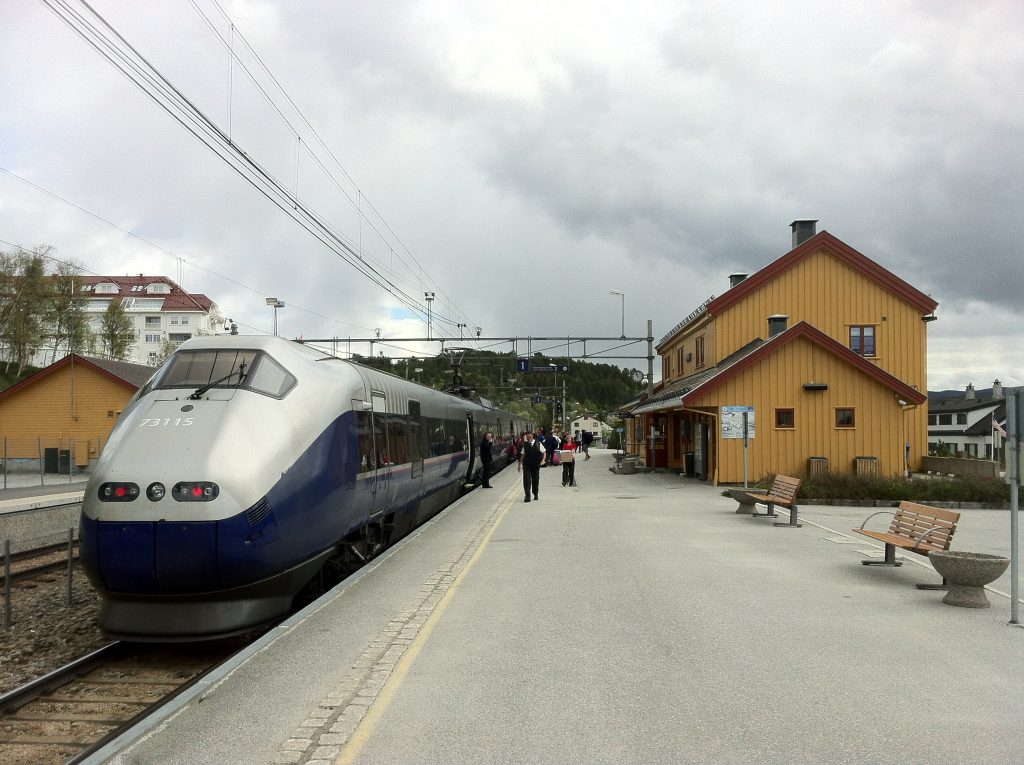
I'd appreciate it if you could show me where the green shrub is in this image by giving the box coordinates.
[795,472,1009,504]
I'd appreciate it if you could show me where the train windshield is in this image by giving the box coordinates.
[151,349,296,398]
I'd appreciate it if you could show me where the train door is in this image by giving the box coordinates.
[465,413,477,482]
[369,392,392,519]
[409,400,424,480]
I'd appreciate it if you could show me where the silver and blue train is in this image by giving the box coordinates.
[80,335,528,641]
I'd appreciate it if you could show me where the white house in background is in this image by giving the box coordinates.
[927,380,1010,461]
[36,275,223,367]
[570,414,613,444]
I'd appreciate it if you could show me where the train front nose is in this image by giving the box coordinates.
[80,400,279,597]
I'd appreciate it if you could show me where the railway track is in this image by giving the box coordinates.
[0,640,243,765]
[1,541,78,587]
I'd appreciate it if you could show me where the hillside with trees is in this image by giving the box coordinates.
[352,348,643,429]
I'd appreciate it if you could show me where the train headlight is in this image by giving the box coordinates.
[171,481,220,502]
[146,482,166,501]
[98,483,140,502]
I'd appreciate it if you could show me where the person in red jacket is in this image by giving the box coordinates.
[559,433,578,487]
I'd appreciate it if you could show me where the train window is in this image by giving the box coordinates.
[356,411,374,472]
[385,413,408,465]
[246,355,296,398]
[157,350,258,390]
[128,371,159,406]
[408,401,422,462]
[428,418,446,456]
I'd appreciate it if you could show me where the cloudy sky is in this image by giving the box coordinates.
[2,0,1021,392]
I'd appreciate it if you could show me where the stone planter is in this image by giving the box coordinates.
[728,489,766,515]
[927,551,1010,608]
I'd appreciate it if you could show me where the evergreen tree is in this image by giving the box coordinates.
[98,299,135,360]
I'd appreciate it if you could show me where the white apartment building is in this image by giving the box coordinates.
[37,275,223,367]
[569,414,613,444]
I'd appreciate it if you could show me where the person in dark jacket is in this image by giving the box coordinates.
[479,432,494,488]
[582,430,593,459]
[517,431,545,502]
[544,431,559,466]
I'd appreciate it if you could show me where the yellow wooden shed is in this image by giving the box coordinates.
[0,354,154,472]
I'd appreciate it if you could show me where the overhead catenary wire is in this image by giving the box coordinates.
[40,0,475,342]
[0,173,372,335]
[193,0,453,315]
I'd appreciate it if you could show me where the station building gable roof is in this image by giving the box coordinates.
[0,354,154,401]
[630,339,764,415]
[679,321,927,408]
[706,230,939,317]
[658,230,939,350]
[633,322,926,415]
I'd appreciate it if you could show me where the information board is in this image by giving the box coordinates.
[721,406,755,439]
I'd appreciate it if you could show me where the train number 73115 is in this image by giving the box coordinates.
[139,418,195,427]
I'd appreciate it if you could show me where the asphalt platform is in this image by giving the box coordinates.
[69,449,1024,764]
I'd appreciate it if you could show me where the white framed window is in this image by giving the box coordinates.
[145,316,161,328]
[96,283,118,294]
[145,333,161,343]
[147,283,171,294]
[179,316,190,325]
[131,285,145,292]
[170,317,180,325]
[127,298,163,311]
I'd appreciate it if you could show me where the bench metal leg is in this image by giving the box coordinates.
[861,543,902,567]
[751,501,778,518]
[773,504,801,528]
[915,576,949,591]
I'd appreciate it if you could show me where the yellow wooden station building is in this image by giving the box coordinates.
[623,221,938,484]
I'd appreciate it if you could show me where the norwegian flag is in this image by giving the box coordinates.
[993,415,1007,438]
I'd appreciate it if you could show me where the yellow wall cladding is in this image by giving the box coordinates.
[0,363,133,463]
[693,336,927,482]
[713,248,929,393]
[660,316,715,382]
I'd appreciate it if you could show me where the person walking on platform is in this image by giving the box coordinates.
[559,432,578,487]
[581,430,593,459]
[479,432,494,488]
[544,430,559,466]
[517,431,545,502]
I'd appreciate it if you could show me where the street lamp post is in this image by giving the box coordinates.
[265,297,285,336]
[424,292,435,339]
[609,290,625,339]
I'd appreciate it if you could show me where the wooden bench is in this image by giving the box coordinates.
[729,474,802,528]
[852,501,960,589]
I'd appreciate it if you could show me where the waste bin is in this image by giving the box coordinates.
[684,452,695,476]
[619,455,638,475]
[44,448,59,474]
[808,456,829,475]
